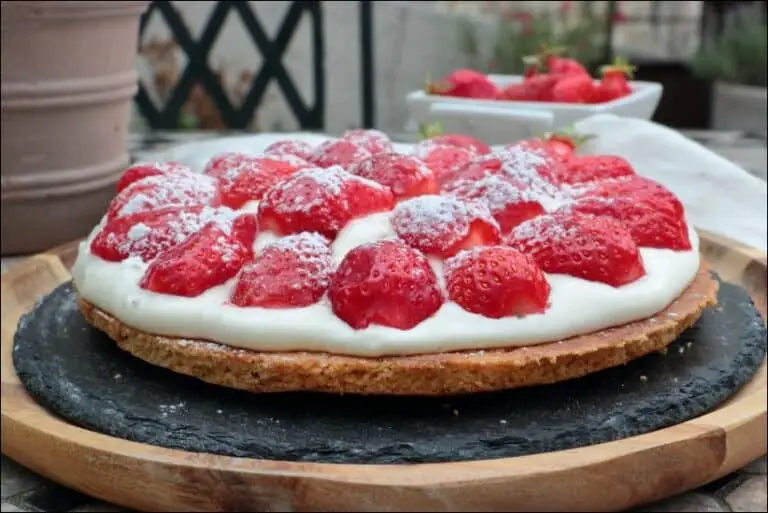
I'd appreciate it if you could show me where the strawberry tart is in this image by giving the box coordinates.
[72,129,718,395]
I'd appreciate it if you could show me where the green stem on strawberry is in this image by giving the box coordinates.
[534,126,595,150]
[418,121,444,141]
[599,56,637,79]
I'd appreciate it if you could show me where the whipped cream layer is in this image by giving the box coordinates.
[72,211,701,357]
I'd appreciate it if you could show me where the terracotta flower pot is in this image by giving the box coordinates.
[1,0,148,255]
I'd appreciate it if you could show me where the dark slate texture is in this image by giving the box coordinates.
[12,277,767,464]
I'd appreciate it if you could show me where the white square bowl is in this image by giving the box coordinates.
[405,74,663,144]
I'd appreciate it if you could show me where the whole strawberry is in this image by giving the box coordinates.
[550,74,596,104]
[592,57,635,103]
[445,246,551,318]
[426,69,498,99]
[329,240,444,330]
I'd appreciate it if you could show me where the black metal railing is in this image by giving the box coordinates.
[135,1,376,131]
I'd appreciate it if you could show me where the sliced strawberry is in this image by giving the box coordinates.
[231,232,333,308]
[390,195,500,258]
[328,240,444,330]
[552,154,635,186]
[308,139,372,171]
[264,140,315,161]
[341,129,394,155]
[561,197,691,250]
[107,172,219,219]
[445,246,551,318]
[447,175,546,233]
[427,69,498,99]
[550,74,596,103]
[412,142,476,183]
[116,162,190,193]
[506,211,646,287]
[572,175,684,218]
[140,221,251,297]
[258,166,394,239]
[426,134,491,155]
[349,153,437,200]
[207,155,304,209]
[91,205,249,263]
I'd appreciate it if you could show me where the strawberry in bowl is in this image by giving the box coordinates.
[407,51,662,146]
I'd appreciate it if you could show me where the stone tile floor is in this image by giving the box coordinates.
[2,130,766,512]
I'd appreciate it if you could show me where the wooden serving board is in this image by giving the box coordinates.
[2,231,766,512]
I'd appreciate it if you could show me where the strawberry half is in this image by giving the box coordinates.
[446,174,546,233]
[116,161,190,193]
[349,153,438,200]
[341,129,394,155]
[90,206,251,263]
[561,197,692,250]
[506,211,646,287]
[264,140,315,161]
[445,246,551,318]
[231,232,333,308]
[205,153,304,208]
[258,166,394,239]
[140,220,253,297]
[328,240,444,330]
[441,146,560,198]
[426,134,491,155]
[552,154,635,186]
[309,139,372,170]
[390,195,501,258]
[106,172,219,219]
[572,175,684,218]
[412,142,476,183]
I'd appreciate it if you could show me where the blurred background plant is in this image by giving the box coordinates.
[458,1,624,75]
[689,5,767,87]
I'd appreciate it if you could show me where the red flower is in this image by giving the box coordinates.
[560,1,573,12]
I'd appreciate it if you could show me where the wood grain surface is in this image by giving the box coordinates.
[1,231,766,512]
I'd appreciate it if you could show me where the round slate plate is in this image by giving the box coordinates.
[11,275,767,465]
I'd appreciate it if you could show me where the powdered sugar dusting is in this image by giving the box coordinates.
[114,206,240,261]
[391,195,499,254]
[349,153,432,196]
[267,166,387,215]
[510,214,578,245]
[114,173,218,218]
[341,129,394,154]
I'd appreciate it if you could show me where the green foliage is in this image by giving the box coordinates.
[689,13,767,87]
[458,2,611,75]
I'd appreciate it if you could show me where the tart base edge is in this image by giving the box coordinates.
[76,261,718,396]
